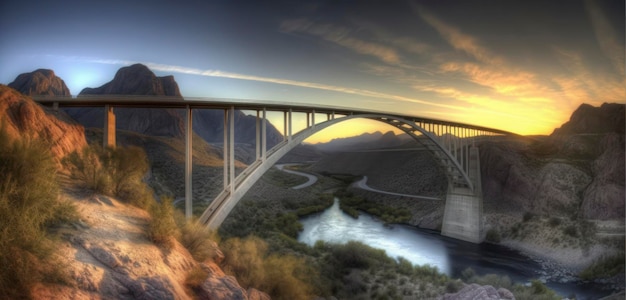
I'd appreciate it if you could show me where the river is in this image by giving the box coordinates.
[298,199,614,299]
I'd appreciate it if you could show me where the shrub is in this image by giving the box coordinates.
[523,212,535,222]
[148,196,179,248]
[548,217,561,227]
[579,252,625,280]
[563,225,578,237]
[63,144,110,194]
[486,228,501,243]
[220,236,317,300]
[185,265,209,288]
[175,212,220,262]
[63,144,153,209]
[0,126,78,298]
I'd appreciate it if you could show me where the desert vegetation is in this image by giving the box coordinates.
[0,125,79,298]
[335,189,412,224]
[63,144,153,209]
[460,268,560,300]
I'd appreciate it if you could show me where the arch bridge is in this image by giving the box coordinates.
[34,95,514,243]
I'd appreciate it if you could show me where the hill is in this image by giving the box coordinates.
[0,86,268,299]
[0,84,85,159]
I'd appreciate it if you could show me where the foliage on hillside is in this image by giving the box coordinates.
[0,124,79,299]
[63,144,153,209]
[336,189,412,224]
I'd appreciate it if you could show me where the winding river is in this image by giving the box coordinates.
[298,199,614,299]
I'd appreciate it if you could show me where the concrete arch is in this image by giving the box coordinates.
[199,113,474,229]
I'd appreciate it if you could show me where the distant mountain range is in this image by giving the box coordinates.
[8,65,283,151]
[313,130,414,152]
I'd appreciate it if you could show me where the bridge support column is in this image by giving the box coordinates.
[184,106,193,219]
[223,107,235,193]
[441,146,484,243]
[103,105,116,148]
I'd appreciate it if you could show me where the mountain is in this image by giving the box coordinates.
[314,130,410,152]
[481,102,625,220]
[80,64,182,96]
[65,64,282,153]
[552,103,625,136]
[8,69,71,96]
[0,84,85,159]
[64,64,187,137]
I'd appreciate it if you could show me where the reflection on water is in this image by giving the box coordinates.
[298,199,614,300]
[299,199,451,274]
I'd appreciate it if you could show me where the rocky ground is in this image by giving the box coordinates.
[31,184,269,300]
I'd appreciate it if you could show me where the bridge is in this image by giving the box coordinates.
[34,95,514,243]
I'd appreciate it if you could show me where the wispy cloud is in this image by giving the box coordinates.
[53,55,469,111]
[413,5,502,65]
[585,0,625,75]
[280,18,401,64]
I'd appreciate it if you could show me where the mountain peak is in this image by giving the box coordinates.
[79,63,182,97]
[8,69,71,96]
[552,102,625,136]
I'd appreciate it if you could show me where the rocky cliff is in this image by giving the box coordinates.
[80,64,182,96]
[0,84,85,159]
[8,69,71,96]
[480,103,625,220]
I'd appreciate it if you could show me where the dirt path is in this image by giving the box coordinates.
[352,176,441,200]
[275,163,318,189]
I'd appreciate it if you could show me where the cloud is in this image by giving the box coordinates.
[585,0,625,75]
[413,5,502,65]
[55,55,471,112]
[280,18,401,64]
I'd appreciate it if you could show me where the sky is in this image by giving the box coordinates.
[1,0,624,143]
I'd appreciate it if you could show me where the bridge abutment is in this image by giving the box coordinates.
[441,146,484,243]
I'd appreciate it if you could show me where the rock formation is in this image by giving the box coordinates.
[480,103,625,220]
[8,69,71,96]
[552,103,625,136]
[56,64,283,152]
[31,194,270,300]
[0,84,85,159]
[80,64,182,96]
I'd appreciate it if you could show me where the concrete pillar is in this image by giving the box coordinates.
[256,110,261,160]
[184,106,192,219]
[441,146,483,243]
[288,109,292,141]
[262,108,267,161]
[312,110,316,128]
[103,105,116,148]
[283,111,288,142]
[229,107,235,194]
[223,110,229,191]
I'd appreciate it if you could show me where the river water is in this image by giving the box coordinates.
[298,199,614,299]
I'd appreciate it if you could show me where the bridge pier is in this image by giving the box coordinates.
[441,146,484,243]
[103,105,116,148]
[184,105,192,218]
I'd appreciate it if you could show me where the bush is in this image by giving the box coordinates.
[148,196,179,248]
[220,236,317,300]
[0,126,78,298]
[548,217,561,227]
[563,225,578,237]
[579,252,625,280]
[486,228,501,243]
[175,212,220,262]
[63,144,153,209]
[523,212,535,222]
